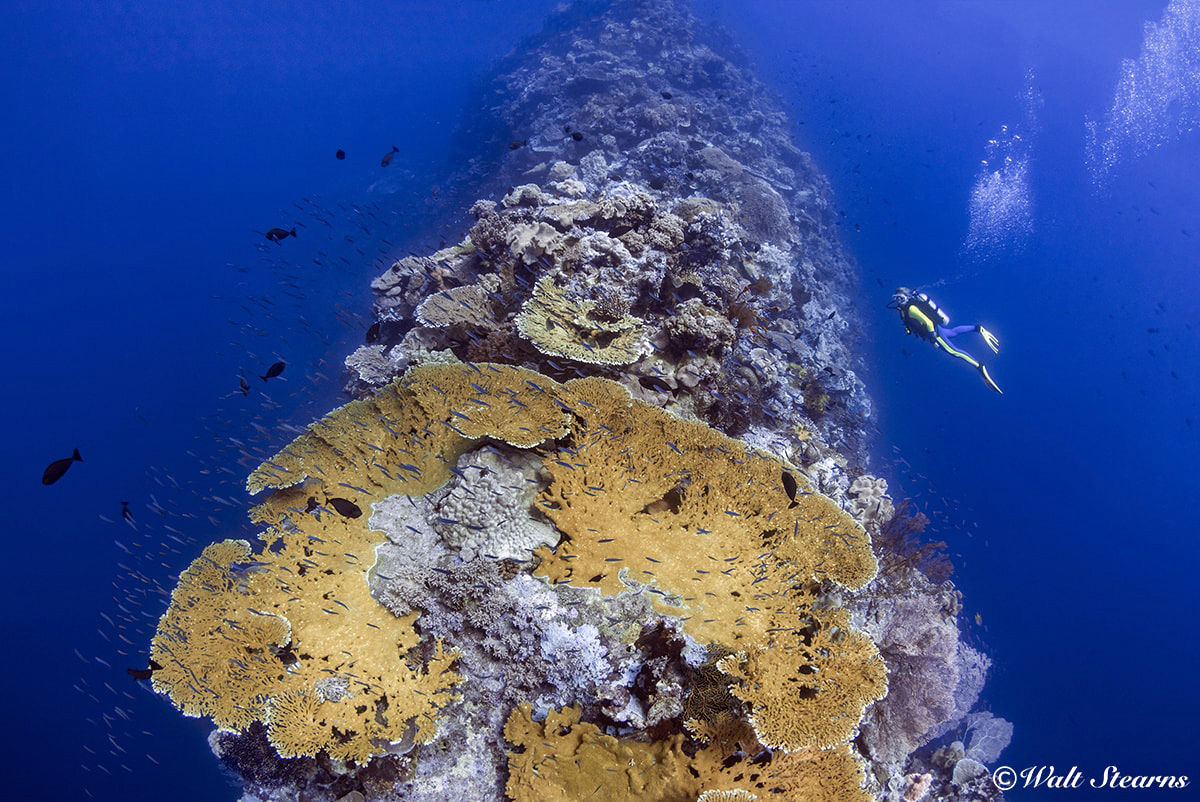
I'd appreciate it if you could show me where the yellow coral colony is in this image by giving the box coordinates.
[152,361,885,794]
[509,374,886,799]
[152,363,574,762]
[516,276,647,365]
[150,362,560,763]
[505,702,873,802]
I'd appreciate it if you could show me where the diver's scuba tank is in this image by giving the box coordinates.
[913,291,950,326]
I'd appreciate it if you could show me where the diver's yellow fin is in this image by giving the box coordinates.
[981,365,1003,394]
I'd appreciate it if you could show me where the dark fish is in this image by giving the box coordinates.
[335,149,346,160]
[571,131,584,141]
[508,139,526,150]
[259,361,286,382]
[365,321,381,344]
[120,501,133,523]
[326,496,362,519]
[380,145,399,167]
[781,470,798,508]
[272,643,298,665]
[238,375,250,396]
[126,659,163,681]
[265,227,296,243]
[305,496,319,513]
[661,90,673,99]
[638,375,673,394]
[42,448,82,485]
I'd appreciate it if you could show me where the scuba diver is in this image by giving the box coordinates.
[888,287,1003,394]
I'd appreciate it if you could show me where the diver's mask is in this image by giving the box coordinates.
[886,286,914,310]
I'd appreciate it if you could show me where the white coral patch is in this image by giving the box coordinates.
[433,446,559,561]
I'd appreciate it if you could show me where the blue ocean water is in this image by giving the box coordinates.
[705,1,1200,797]
[2,1,1195,800]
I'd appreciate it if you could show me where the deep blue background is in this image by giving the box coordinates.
[2,1,1196,800]
[702,0,1199,798]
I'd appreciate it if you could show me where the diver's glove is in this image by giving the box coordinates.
[978,325,1000,354]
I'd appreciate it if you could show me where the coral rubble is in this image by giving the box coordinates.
[147,1,1010,800]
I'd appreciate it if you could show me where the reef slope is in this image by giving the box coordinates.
[147,2,1009,800]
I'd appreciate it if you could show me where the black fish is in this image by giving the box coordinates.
[508,139,526,150]
[326,496,362,519]
[260,361,286,381]
[273,643,298,665]
[238,375,250,396]
[661,90,673,99]
[570,131,584,141]
[365,321,381,344]
[781,470,798,508]
[42,448,82,485]
[265,227,296,243]
[335,149,346,160]
[305,496,319,513]
[120,500,134,523]
[380,145,399,167]
[638,375,673,394]
[126,659,163,681]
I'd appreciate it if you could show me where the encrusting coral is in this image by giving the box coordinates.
[431,445,558,561]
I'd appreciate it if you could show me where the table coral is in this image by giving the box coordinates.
[530,376,878,636]
[715,607,888,751]
[162,0,1011,796]
[150,505,462,763]
[415,274,500,329]
[503,703,693,801]
[179,361,884,793]
[516,276,647,365]
[504,704,873,802]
